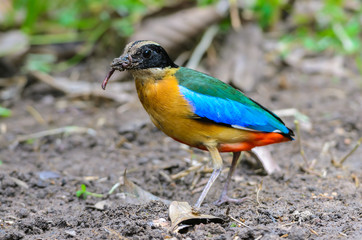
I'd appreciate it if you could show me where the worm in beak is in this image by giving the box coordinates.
[101,55,132,90]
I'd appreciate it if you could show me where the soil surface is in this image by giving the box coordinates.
[0,56,361,240]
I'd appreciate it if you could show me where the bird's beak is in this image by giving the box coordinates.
[111,54,132,71]
[102,54,132,90]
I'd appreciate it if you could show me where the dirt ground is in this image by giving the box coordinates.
[0,52,361,240]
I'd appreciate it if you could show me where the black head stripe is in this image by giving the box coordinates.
[130,40,146,49]
[131,44,178,69]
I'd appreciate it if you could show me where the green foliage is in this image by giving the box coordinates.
[230,222,237,227]
[25,139,35,144]
[3,0,362,73]
[197,0,219,6]
[288,0,361,54]
[3,0,164,72]
[24,54,56,73]
[0,106,12,117]
[76,184,104,199]
[252,0,285,29]
[249,0,362,70]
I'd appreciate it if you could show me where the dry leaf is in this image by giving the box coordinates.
[9,177,29,189]
[118,170,170,205]
[89,200,113,211]
[169,201,222,233]
[130,4,227,53]
[248,146,281,174]
[213,24,264,92]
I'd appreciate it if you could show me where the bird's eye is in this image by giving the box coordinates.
[143,50,151,58]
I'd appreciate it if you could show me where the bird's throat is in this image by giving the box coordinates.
[130,67,178,84]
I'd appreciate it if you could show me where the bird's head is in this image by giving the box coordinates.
[102,40,177,89]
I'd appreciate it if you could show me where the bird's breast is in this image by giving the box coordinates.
[133,68,195,136]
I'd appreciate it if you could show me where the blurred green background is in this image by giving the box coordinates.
[1,0,361,75]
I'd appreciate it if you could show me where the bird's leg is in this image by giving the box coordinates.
[214,151,248,205]
[194,146,223,209]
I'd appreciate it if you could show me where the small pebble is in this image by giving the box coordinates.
[17,208,29,218]
[65,229,77,237]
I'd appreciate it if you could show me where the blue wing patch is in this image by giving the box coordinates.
[179,86,290,134]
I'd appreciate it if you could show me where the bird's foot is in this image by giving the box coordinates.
[214,195,249,206]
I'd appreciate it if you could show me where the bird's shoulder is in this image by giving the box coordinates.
[174,67,253,105]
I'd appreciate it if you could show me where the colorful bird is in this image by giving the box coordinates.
[102,40,294,208]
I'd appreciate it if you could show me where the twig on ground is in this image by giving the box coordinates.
[331,137,362,168]
[159,170,173,183]
[256,180,263,205]
[108,182,121,195]
[295,120,324,177]
[186,25,219,69]
[9,177,29,189]
[227,214,251,229]
[190,171,201,190]
[351,173,359,188]
[229,0,241,30]
[295,120,310,167]
[26,105,46,125]
[310,228,319,236]
[10,126,96,149]
[170,164,203,180]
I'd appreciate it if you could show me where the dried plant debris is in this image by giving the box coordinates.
[130,4,227,53]
[89,200,114,211]
[331,137,362,168]
[10,126,96,149]
[249,146,281,174]
[284,51,347,77]
[0,30,29,58]
[30,71,135,103]
[169,201,222,233]
[118,170,170,205]
[212,24,264,92]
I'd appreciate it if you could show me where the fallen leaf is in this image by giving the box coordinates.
[64,229,77,237]
[248,146,281,174]
[130,4,228,53]
[169,201,223,233]
[118,170,170,205]
[89,200,113,211]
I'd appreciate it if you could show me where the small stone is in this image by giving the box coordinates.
[65,229,76,237]
[292,210,313,221]
[17,208,29,218]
